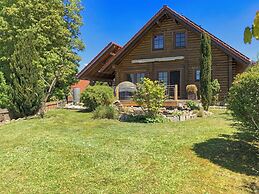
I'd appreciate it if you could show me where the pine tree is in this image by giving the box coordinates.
[9,32,44,118]
[200,33,212,111]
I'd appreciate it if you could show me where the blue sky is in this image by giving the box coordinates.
[79,0,259,70]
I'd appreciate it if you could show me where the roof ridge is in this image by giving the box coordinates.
[104,5,250,68]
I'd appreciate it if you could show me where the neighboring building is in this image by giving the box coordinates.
[69,80,90,103]
[78,6,251,99]
[71,80,90,92]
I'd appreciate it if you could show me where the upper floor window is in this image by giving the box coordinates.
[175,32,186,48]
[153,34,164,50]
[128,73,145,84]
[158,72,168,85]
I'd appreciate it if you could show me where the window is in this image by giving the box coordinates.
[153,34,164,50]
[127,73,145,84]
[195,69,201,81]
[158,72,168,85]
[175,32,186,48]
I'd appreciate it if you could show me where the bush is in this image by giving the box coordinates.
[186,101,200,110]
[228,65,259,131]
[133,78,166,117]
[186,85,198,94]
[93,105,118,119]
[81,84,114,111]
[0,72,10,109]
[211,79,221,105]
[123,114,168,123]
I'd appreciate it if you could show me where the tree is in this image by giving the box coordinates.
[244,11,259,44]
[134,78,166,117]
[228,64,259,132]
[200,33,212,111]
[8,32,44,118]
[0,71,10,109]
[0,0,84,116]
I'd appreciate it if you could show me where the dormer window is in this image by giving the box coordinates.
[175,32,186,48]
[153,34,164,50]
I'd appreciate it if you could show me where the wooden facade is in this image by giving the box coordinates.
[78,6,251,100]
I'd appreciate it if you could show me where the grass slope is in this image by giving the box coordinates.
[0,109,258,193]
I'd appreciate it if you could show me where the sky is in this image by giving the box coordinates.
[78,0,259,70]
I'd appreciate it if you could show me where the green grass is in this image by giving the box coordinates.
[0,109,258,193]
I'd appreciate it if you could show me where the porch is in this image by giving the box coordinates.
[116,84,191,107]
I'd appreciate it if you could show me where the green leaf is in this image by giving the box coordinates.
[244,27,253,44]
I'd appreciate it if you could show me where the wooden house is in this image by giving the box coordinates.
[78,6,251,102]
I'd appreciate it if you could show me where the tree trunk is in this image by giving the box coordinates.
[39,78,57,118]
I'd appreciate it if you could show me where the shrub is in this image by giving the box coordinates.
[228,65,259,131]
[186,101,200,110]
[133,78,166,117]
[186,85,198,94]
[93,105,118,119]
[123,114,168,123]
[211,79,221,105]
[200,33,212,111]
[0,72,10,109]
[81,84,114,111]
[186,85,198,100]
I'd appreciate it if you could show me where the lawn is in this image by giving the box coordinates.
[0,109,258,193]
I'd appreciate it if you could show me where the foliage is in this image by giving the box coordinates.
[186,101,200,110]
[211,79,221,105]
[0,71,10,108]
[228,65,259,132]
[186,85,198,94]
[133,78,166,117]
[92,105,118,120]
[0,0,84,116]
[244,11,259,44]
[81,84,114,111]
[200,33,212,111]
[123,114,168,123]
[8,33,44,118]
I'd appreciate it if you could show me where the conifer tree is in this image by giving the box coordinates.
[8,32,44,118]
[200,33,212,111]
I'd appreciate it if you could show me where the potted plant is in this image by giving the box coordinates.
[186,85,198,100]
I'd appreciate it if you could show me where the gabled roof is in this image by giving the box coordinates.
[100,5,251,72]
[77,42,122,80]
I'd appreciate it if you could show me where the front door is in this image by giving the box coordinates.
[170,71,181,98]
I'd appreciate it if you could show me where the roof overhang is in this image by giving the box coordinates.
[103,6,251,69]
[77,42,122,81]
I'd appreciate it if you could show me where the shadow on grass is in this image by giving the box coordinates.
[193,132,259,176]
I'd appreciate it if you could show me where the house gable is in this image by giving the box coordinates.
[103,6,250,71]
[112,6,250,98]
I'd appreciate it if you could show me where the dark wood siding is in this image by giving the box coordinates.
[115,16,244,99]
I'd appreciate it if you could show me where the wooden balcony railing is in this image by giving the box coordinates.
[166,85,178,100]
[115,84,178,101]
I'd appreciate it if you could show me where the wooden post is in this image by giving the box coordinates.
[115,86,119,100]
[174,85,178,101]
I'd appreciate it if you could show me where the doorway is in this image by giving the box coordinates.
[170,71,181,98]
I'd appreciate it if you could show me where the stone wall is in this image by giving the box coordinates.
[0,109,11,123]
